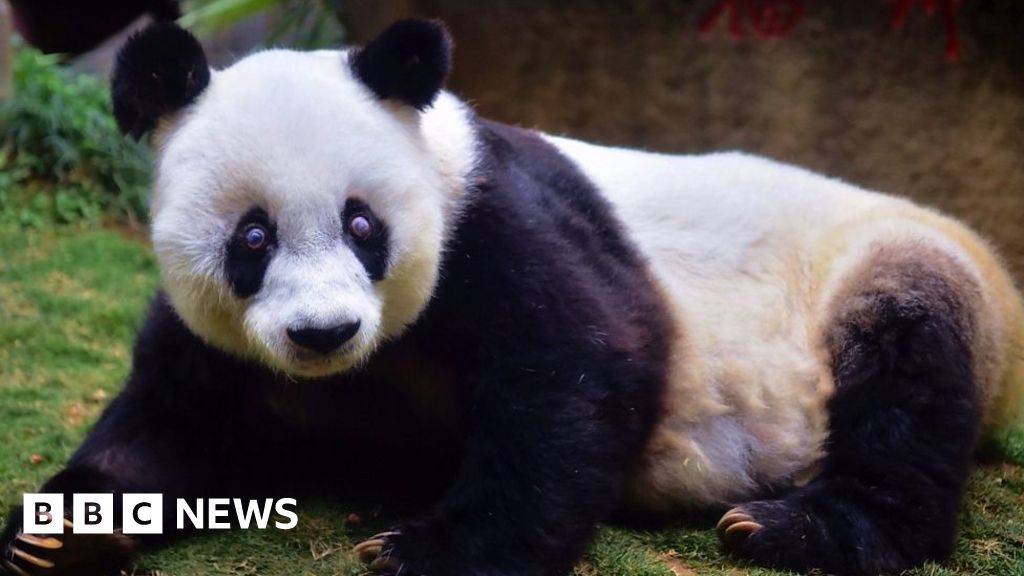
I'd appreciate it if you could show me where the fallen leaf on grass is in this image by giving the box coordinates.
[662,550,699,576]
[66,402,86,426]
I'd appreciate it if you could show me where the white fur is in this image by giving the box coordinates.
[150,49,476,378]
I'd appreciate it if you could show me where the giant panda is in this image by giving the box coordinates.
[3,18,1023,576]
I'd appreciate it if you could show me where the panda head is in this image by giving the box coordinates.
[112,20,456,378]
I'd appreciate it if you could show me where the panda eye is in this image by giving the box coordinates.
[341,199,389,281]
[243,224,269,251]
[347,214,374,241]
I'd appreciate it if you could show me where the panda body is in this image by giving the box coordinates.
[544,139,1024,510]
[4,20,1024,576]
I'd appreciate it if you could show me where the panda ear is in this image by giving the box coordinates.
[111,24,211,139]
[350,19,452,110]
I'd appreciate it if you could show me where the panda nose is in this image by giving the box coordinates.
[287,321,361,355]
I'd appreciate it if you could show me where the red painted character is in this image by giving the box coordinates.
[699,0,805,41]
[889,0,962,61]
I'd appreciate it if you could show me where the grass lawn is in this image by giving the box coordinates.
[1,223,1023,576]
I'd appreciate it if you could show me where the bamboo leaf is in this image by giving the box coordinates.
[179,0,280,33]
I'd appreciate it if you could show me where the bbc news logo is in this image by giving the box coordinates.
[23,494,298,534]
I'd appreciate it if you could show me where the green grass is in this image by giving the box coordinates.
[1,223,1023,575]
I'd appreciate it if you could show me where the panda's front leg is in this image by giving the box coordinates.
[1,392,238,576]
[0,421,250,576]
[355,367,654,576]
[1,465,141,576]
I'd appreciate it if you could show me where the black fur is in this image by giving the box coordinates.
[0,120,672,576]
[111,24,210,139]
[350,19,452,110]
[343,198,390,281]
[225,208,277,298]
[723,261,982,575]
[371,121,674,575]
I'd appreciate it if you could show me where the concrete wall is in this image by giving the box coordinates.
[347,1,1024,282]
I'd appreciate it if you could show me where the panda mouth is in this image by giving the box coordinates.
[294,344,346,358]
[287,344,361,376]
[292,345,354,364]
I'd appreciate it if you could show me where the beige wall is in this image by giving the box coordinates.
[347,1,1024,282]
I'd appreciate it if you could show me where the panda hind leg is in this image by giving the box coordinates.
[718,247,984,575]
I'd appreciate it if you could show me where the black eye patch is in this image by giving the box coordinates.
[225,207,277,298]
[343,198,390,281]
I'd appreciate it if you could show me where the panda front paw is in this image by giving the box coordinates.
[353,530,404,573]
[2,517,68,576]
[716,499,820,571]
[353,526,468,576]
[354,529,444,576]
[1,515,135,576]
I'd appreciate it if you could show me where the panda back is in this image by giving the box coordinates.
[545,136,1024,510]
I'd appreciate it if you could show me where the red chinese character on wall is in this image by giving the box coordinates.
[888,0,962,61]
[699,0,805,41]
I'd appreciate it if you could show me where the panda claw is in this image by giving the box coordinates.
[14,535,62,551]
[716,508,754,531]
[353,531,401,568]
[723,521,762,540]
[716,507,763,546]
[3,559,33,576]
[10,547,54,570]
[368,556,403,573]
[353,538,386,564]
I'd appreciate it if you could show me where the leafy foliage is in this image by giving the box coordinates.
[0,47,152,226]
[182,0,345,49]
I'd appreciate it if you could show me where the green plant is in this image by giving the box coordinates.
[0,47,152,226]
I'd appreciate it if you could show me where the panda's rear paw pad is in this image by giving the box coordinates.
[716,507,762,545]
[353,531,402,572]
